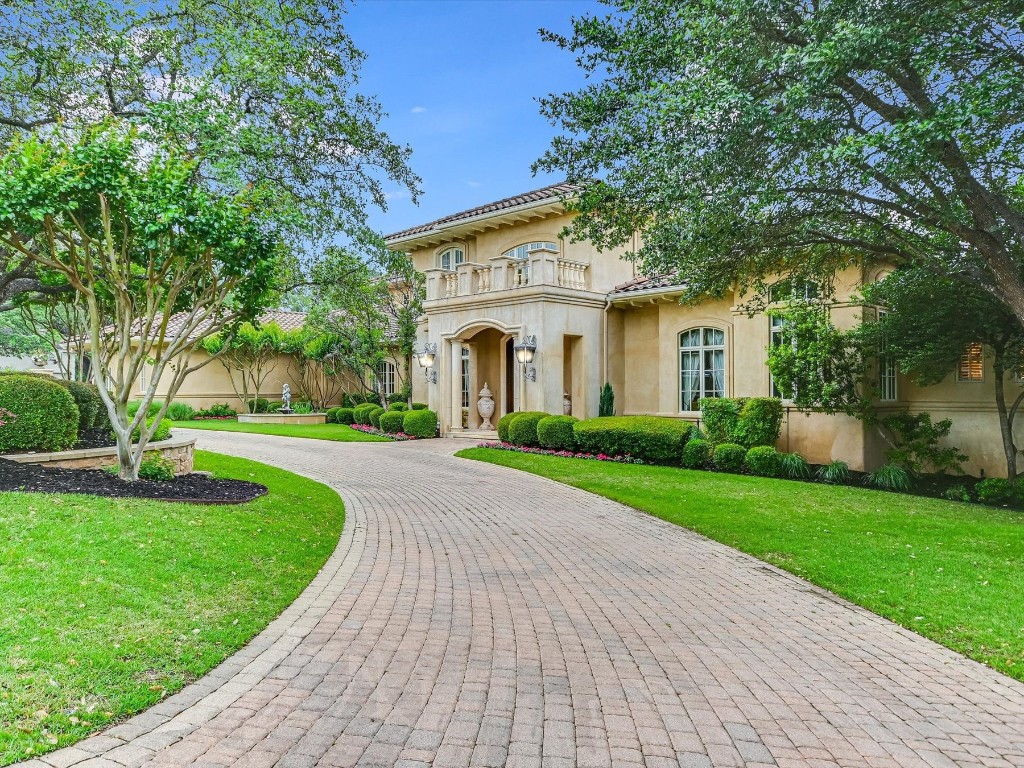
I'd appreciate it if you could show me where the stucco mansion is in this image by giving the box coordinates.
[387,183,1011,478]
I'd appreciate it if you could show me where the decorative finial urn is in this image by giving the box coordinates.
[563,391,572,415]
[477,382,495,430]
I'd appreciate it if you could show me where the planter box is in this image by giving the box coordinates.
[2,436,196,475]
[237,413,327,425]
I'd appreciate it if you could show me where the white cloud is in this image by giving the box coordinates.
[410,106,427,114]
[466,181,481,188]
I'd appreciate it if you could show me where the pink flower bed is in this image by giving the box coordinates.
[350,424,418,441]
[476,441,645,464]
[193,415,236,421]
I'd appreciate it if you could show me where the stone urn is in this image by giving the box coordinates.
[477,382,496,430]
[563,391,572,415]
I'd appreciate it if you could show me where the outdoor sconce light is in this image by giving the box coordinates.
[514,335,538,381]
[415,342,438,384]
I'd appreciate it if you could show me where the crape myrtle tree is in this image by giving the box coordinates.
[0,126,282,480]
[0,0,420,305]
[202,322,286,414]
[536,1,1024,320]
[8,291,94,381]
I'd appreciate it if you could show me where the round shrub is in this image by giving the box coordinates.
[712,443,747,473]
[403,408,438,438]
[325,407,341,423]
[537,415,578,450]
[367,405,386,428]
[573,416,693,463]
[681,438,711,469]
[389,402,409,412]
[410,402,428,410]
[335,407,355,425]
[0,374,79,452]
[497,412,518,443]
[57,380,101,435]
[247,397,271,414]
[744,445,782,477]
[508,411,549,447]
[378,410,406,434]
[166,401,196,422]
[976,477,1016,504]
[138,455,176,481]
[353,403,376,425]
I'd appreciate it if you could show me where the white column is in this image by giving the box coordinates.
[450,339,463,432]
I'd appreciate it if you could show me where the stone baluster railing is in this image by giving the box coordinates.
[474,266,492,293]
[444,272,458,298]
[557,259,588,290]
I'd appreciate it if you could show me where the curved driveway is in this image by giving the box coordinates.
[24,432,1024,768]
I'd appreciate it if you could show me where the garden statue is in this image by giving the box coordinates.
[477,382,495,430]
[563,391,572,415]
[280,383,293,414]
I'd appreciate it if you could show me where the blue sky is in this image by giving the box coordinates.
[345,0,600,236]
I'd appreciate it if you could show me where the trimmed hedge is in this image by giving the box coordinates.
[0,374,79,452]
[335,407,355,425]
[410,402,428,410]
[247,397,271,414]
[58,380,102,434]
[403,408,438,438]
[378,410,406,434]
[573,416,693,463]
[353,403,377,425]
[508,411,549,447]
[681,438,711,469]
[537,415,578,450]
[744,445,782,477]
[699,398,743,445]
[497,412,518,443]
[367,405,386,428]
[389,402,409,412]
[699,397,784,448]
[712,442,747,472]
[326,407,342,423]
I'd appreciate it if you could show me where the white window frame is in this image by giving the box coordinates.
[679,327,726,412]
[877,309,897,401]
[375,360,396,398]
[460,347,470,409]
[769,278,820,304]
[439,247,465,271]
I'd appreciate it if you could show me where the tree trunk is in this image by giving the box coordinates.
[992,349,1018,481]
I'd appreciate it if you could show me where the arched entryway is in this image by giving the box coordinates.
[444,320,521,433]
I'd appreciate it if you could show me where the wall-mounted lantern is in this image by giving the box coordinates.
[514,335,537,382]
[415,342,438,384]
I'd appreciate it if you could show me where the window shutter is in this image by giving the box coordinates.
[958,343,984,382]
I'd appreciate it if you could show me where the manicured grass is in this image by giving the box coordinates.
[458,448,1024,682]
[180,419,389,442]
[0,451,345,765]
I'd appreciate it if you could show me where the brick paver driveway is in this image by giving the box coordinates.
[25,433,1024,768]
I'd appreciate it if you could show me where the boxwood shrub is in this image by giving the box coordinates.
[976,478,1017,504]
[56,380,102,434]
[129,416,173,443]
[573,416,693,463]
[166,401,196,422]
[700,397,783,448]
[353,403,377,425]
[497,412,518,443]
[378,410,406,434]
[508,411,549,447]
[0,374,79,452]
[681,438,711,469]
[537,415,578,450]
[712,442,747,472]
[367,405,386,428]
[410,402,428,410]
[325,407,341,423]
[744,445,782,477]
[699,398,744,445]
[403,408,438,438]
[335,407,355,425]
[389,402,409,412]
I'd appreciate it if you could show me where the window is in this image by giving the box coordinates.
[769,315,799,399]
[501,242,558,287]
[769,278,819,303]
[460,347,470,409]
[680,328,725,411]
[375,361,396,397]
[958,343,984,382]
[877,310,897,401]
[439,247,464,271]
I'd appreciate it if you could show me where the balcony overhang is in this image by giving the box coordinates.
[385,199,566,252]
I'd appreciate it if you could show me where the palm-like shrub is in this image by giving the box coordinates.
[816,460,851,484]
[779,452,812,479]
[864,464,912,491]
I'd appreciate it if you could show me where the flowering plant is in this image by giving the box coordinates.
[476,441,645,464]
[350,423,418,441]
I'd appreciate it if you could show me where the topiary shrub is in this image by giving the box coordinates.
[403,408,438,438]
[325,407,341,423]
[335,407,355,425]
[537,415,578,450]
[598,382,615,417]
[699,398,744,445]
[378,410,406,434]
[353,403,376,425]
[508,412,549,447]
[744,445,782,477]
[0,374,79,452]
[389,402,409,412]
[573,416,693,463]
[410,402,428,410]
[166,402,196,422]
[976,477,1015,504]
[712,443,747,472]
[57,380,101,435]
[497,412,518,443]
[682,438,711,469]
[734,397,784,448]
[367,405,386,428]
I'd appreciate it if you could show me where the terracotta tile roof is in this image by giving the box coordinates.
[384,182,578,242]
[609,273,686,296]
[124,309,308,342]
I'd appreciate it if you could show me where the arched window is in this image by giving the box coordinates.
[439,247,464,271]
[769,278,819,303]
[501,241,559,260]
[680,328,725,411]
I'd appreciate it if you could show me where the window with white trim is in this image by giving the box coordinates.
[439,247,464,271]
[958,343,984,382]
[375,360,396,397]
[680,328,725,411]
[769,315,796,399]
[501,242,559,286]
[460,347,470,409]
[877,310,897,401]
[769,278,819,303]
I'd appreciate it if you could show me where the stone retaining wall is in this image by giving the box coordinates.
[2,436,196,475]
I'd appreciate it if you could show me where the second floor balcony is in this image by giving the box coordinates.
[424,252,590,302]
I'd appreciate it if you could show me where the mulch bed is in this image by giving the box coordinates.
[0,457,267,504]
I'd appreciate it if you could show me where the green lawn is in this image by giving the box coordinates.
[180,419,389,442]
[0,451,345,765]
[458,448,1024,682]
